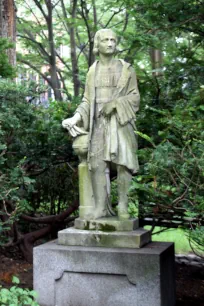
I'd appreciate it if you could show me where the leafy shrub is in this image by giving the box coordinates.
[0,38,16,78]
[133,83,204,255]
[0,276,39,306]
[187,226,204,257]
[0,79,78,244]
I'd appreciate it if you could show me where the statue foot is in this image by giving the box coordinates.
[93,208,108,219]
[83,213,95,220]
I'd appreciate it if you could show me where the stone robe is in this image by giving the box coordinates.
[76,59,140,173]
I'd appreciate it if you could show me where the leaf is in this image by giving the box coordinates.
[135,131,156,148]
[29,290,38,298]
[199,105,204,111]
[12,276,20,285]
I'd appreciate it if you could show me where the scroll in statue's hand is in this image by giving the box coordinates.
[100,100,116,117]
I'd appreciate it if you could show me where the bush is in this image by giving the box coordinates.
[132,78,204,256]
[0,79,78,245]
[0,276,39,306]
[0,38,16,78]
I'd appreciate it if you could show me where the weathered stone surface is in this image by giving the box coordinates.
[58,227,150,248]
[33,241,175,306]
[62,29,140,221]
[78,161,95,219]
[56,273,138,306]
[74,216,139,231]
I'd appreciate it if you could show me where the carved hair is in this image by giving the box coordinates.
[93,29,117,56]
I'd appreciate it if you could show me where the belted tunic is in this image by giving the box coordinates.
[75,59,140,174]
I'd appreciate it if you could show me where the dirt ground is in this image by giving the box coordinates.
[0,248,203,305]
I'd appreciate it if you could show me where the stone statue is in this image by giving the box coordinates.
[62,29,140,222]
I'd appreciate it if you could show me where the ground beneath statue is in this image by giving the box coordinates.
[0,249,203,305]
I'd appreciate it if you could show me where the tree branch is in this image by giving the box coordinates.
[17,32,50,61]
[57,69,72,100]
[55,49,71,72]
[18,58,52,86]
[21,201,79,224]
[80,0,94,66]
[23,2,48,41]
[104,4,124,28]
[32,0,48,20]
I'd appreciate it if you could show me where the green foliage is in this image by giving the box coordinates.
[146,226,194,254]
[0,276,39,306]
[0,80,37,239]
[128,200,139,218]
[0,80,78,243]
[0,38,15,78]
[121,0,204,254]
[132,73,204,255]
[187,226,204,257]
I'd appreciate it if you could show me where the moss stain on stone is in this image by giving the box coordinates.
[99,224,116,232]
[84,221,90,230]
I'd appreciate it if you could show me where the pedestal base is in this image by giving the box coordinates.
[58,227,150,248]
[34,241,175,306]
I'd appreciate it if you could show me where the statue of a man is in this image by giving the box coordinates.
[62,29,140,220]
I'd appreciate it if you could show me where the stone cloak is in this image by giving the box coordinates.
[75,59,140,173]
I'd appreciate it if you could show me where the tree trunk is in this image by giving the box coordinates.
[70,0,80,96]
[46,0,62,101]
[61,0,80,97]
[150,48,163,77]
[80,0,95,67]
[0,0,16,65]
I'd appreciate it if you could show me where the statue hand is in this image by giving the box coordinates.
[62,112,81,129]
[62,113,88,137]
[100,101,116,117]
[62,116,78,130]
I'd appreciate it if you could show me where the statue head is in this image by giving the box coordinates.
[93,29,117,56]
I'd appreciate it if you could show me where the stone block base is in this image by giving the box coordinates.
[58,227,150,248]
[34,241,175,306]
[75,216,139,231]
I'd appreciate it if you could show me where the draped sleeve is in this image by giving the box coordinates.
[115,67,140,126]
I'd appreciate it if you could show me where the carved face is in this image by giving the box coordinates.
[98,31,117,56]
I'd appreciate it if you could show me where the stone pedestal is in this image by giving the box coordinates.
[75,216,139,231]
[78,161,95,219]
[58,227,151,248]
[34,240,175,306]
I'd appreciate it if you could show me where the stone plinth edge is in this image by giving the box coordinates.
[58,227,151,248]
[74,217,139,231]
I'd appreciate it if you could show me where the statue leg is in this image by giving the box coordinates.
[117,165,132,220]
[90,156,109,219]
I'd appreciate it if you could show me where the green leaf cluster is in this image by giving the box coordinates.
[0,276,39,306]
[0,80,78,243]
[0,38,16,78]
